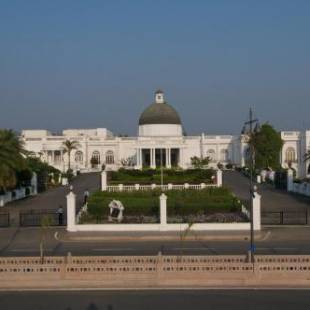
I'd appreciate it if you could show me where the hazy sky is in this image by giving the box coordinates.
[1,0,310,136]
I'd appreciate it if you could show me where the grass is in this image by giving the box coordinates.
[108,168,215,185]
[87,187,241,220]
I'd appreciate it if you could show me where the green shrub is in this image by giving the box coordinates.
[87,187,239,220]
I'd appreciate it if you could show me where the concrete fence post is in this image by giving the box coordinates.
[216,169,222,187]
[135,184,140,190]
[159,193,167,229]
[66,190,77,232]
[200,183,206,189]
[252,191,261,231]
[31,172,38,195]
[101,170,107,191]
[287,168,294,192]
[168,183,173,190]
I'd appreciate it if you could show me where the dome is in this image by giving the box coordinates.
[138,91,182,125]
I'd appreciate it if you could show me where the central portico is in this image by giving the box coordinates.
[136,90,184,169]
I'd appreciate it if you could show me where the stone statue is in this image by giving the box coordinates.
[108,200,125,222]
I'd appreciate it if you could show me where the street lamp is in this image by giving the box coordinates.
[243,108,259,263]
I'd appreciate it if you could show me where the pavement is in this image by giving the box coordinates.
[223,171,310,211]
[1,290,310,309]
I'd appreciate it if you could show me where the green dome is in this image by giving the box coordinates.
[139,102,182,125]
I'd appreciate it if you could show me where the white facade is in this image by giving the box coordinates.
[281,131,310,178]
[20,90,310,177]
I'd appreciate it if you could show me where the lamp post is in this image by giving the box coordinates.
[242,108,259,263]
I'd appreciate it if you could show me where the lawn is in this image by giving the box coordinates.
[87,187,241,222]
[108,168,215,185]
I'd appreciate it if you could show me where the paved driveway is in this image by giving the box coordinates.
[223,171,310,212]
[2,172,100,226]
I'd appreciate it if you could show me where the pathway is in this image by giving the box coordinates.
[2,172,100,226]
[223,171,310,212]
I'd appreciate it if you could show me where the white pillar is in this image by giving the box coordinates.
[101,170,107,191]
[151,148,156,169]
[287,168,294,192]
[66,191,77,232]
[166,148,171,168]
[139,148,143,169]
[160,193,167,227]
[253,192,261,231]
[31,172,38,195]
[216,169,222,187]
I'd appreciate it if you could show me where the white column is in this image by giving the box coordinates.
[139,148,143,169]
[216,169,222,187]
[287,168,294,192]
[180,148,184,168]
[166,148,171,168]
[160,193,167,228]
[66,191,77,232]
[151,148,156,169]
[253,192,261,231]
[101,170,107,191]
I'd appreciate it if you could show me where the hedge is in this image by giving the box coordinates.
[87,187,241,220]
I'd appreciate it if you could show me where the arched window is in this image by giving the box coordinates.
[207,149,216,162]
[285,147,296,162]
[91,151,100,164]
[106,150,114,165]
[75,151,83,163]
[220,149,229,162]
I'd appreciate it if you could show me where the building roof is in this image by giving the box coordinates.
[138,102,182,125]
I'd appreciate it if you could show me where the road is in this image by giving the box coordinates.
[0,290,309,309]
[223,171,310,211]
[1,226,310,256]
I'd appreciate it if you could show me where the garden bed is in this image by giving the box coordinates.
[84,187,244,224]
[108,168,215,185]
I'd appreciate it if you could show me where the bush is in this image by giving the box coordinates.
[109,168,215,185]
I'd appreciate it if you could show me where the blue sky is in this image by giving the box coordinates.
[0,0,310,135]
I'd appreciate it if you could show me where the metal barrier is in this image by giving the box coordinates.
[262,211,309,225]
[19,209,66,227]
[0,213,10,227]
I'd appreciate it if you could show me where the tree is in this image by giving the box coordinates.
[0,129,27,190]
[249,123,283,170]
[39,215,53,264]
[62,140,80,170]
[190,156,210,169]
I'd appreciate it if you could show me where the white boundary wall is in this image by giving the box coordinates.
[67,190,261,232]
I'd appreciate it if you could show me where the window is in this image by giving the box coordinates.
[207,149,216,162]
[106,150,114,164]
[220,149,229,161]
[75,151,83,163]
[285,147,296,162]
[91,151,100,164]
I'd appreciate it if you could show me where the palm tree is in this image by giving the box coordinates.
[62,140,80,170]
[0,129,26,190]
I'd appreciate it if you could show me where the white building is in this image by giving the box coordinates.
[21,90,310,178]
